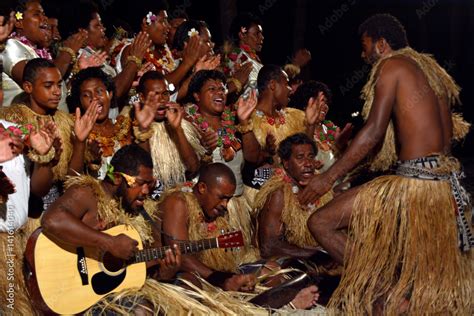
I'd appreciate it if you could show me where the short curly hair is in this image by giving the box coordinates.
[358,13,408,50]
[278,133,317,161]
[229,12,262,44]
[288,80,332,111]
[172,19,209,51]
[186,70,226,103]
[67,67,117,113]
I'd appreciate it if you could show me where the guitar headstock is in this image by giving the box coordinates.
[217,231,244,249]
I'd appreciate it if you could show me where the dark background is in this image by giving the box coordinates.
[45,0,473,185]
[171,0,473,188]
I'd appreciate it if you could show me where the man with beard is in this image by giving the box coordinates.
[133,71,203,196]
[302,14,473,314]
[40,144,187,314]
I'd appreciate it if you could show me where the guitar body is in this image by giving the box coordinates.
[24,225,146,315]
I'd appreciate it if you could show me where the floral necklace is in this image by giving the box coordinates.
[144,44,176,75]
[240,43,261,63]
[256,109,286,127]
[88,116,131,158]
[317,120,337,147]
[186,104,241,162]
[10,32,52,60]
[274,168,321,211]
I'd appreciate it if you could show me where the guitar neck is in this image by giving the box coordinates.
[132,238,218,263]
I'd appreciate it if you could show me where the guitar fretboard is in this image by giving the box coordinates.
[132,238,218,263]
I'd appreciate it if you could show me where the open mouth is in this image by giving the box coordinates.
[301,170,314,178]
[213,97,224,106]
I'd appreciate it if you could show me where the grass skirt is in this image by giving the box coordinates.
[329,175,473,315]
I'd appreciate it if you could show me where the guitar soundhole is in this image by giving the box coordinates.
[102,252,125,273]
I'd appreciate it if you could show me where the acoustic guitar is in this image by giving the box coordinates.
[24,225,244,315]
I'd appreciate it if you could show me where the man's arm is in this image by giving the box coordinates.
[167,107,200,175]
[41,184,138,260]
[300,59,399,204]
[258,189,317,259]
[160,194,214,278]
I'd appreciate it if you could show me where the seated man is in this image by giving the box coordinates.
[255,133,334,261]
[160,162,320,310]
[36,144,200,314]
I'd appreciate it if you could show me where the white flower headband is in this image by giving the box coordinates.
[146,12,157,25]
[240,27,247,34]
[187,28,199,38]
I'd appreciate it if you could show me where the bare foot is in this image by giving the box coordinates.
[291,285,319,309]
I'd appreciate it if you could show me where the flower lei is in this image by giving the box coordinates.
[144,45,176,75]
[10,32,52,60]
[186,104,241,161]
[88,116,131,158]
[274,168,320,210]
[240,43,261,63]
[256,109,286,127]
[318,120,337,145]
[0,123,33,139]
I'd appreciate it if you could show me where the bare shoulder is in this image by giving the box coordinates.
[58,184,98,211]
[263,188,284,214]
[160,192,189,216]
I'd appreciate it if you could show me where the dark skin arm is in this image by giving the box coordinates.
[41,185,138,260]
[166,105,200,175]
[299,59,398,204]
[161,194,256,291]
[114,32,151,105]
[161,194,214,278]
[258,189,318,259]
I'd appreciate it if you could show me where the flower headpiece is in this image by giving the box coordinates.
[240,26,247,34]
[15,12,23,21]
[145,12,157,25]
[105,164,136,187]
[187,28,199,38]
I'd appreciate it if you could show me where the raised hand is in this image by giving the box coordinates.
[74,100,100,142]
[198,128,218,154]
[132,62,155,87]
[335,123,354,151]
[29,119,58,155]
[305,92,326,126]
[195,54,221,72]
[0,12,15,44]
[233,62,253,87]
[236,89,257,123]
[292,48,312,68]
[0,132,22,163]
[63,29,88,52]
[133,91,160,130]
[166,102,184,130]
[183,35,203,67]
[129,31,152,61]
[78,51,108,70]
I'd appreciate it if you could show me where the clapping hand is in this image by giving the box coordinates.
[133,92,160,131]
[74,100,100,142]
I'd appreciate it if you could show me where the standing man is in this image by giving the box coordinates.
[303,14,472,314]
